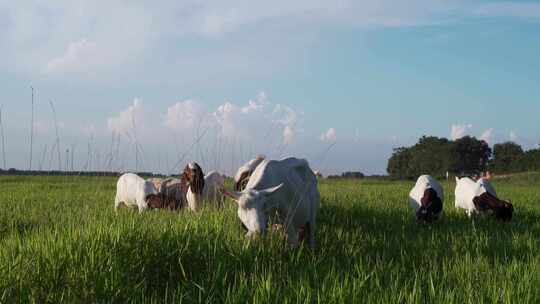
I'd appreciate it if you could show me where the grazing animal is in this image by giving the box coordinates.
[409,175,444,223]
[224,157,320,249]
[114,173,161,213]
[146,178,187,210]
[203,171,225,208]
[455,177,513,221]
[234,155,266,191]
[182,163,225,211]
[148,178,165,192]
[182,163,206,211]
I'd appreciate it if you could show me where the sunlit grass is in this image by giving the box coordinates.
[1,174,539,303]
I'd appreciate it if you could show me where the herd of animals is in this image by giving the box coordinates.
[114,155,514,249]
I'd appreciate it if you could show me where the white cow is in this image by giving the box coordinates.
[114,173,160,213]
[234,155,266,191]
[224,157,320,249]
[455,177,513,221]
[408,175,444,222]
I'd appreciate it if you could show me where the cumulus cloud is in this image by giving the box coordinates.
[6,1,536,79]
[450,124,473,140]
[213,92,300,145]
[107,98,144,135]
[46,39,99,74]
[510,131,519,143]
[320,128,337,142]
[164,100,207,132]
[479,128,494,145]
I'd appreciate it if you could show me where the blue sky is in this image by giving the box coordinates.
[0,1,539,175]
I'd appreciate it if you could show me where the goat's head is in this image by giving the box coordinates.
[223,184,283,236]
[495,201,513,222]
[146,194,164,209]
[416,188,443,223]
[182,162,205,195]
[473,192,514,222]
[234,170,252,191]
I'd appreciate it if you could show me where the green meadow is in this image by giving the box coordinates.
[1,173,539,303]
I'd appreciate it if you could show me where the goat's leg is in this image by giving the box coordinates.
[114,196,122,213]
[285,224,299,248]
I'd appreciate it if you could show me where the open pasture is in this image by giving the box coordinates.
[1,174,539,303]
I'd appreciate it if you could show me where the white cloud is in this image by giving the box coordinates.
[5,1,530,78]
[510,131,519,143]
[450,123,472,140]
[46,39,99,74]
[107,98,144,135]
[164,100,207,132]
[320,128,337,142]
[479,128,494,145]
[213,92,299,145]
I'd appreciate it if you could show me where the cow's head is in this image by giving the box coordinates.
[224,184,283,236]
[473,192,513,222]
[181,162,205,195]
[416,188,443,223]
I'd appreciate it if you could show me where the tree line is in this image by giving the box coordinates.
[387,136,540,179]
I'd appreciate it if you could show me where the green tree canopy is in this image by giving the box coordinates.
[491,142,524,173]
[387,136,491,179]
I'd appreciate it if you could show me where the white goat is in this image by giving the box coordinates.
[408,175,444,222]
[114,173,160,213]
[224,157,320,249]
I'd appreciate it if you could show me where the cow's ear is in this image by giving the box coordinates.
[259,183,284,197]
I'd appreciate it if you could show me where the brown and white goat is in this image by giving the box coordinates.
[233,155,266,191]
[455,177,513,221]
[181,163,225,211]
[409,175,444,223]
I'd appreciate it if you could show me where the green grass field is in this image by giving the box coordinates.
[1,174,539,303]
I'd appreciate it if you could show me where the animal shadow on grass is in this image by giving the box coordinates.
[318,201,540,264]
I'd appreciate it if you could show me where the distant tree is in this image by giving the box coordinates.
[387,147,412,179]
[342,171,364,179]
[491,142,524,173]
[518,148,540,172]
[408,136,454,177]
[450,136,491,174]
[387,135,492,179]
